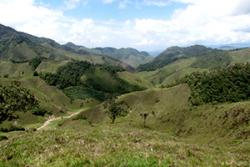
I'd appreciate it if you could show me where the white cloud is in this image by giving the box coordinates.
[64,0,87,9]
[1,0,250,51]
[102,0,116,4]
[143,0,171,7]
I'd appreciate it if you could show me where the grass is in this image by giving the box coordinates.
[136,58,206,86]
[36,60,70,73]
[0,84,250,166]
[0,61,33,78]
[229,48,250,63]
[1,51,250,166]
[1,122,249,167]
[135,48,250,87]
[118,71,153,88]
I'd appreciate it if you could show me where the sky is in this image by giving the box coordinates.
[0,0,250,51]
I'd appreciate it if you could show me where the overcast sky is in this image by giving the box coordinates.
[1,0,250,51]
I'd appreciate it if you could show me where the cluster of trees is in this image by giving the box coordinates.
[0,82,45,122]
[40,61,91,89]
[29,57,42,70]
[40,61,143,100]
[184,63,250,105]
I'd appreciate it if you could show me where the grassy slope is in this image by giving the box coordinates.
[118,71,153,88]
[0,61,33,77]
[76,84,250,140]
[36,60,70,73]
[229,48,250,63]
[1,84,249,166]
[0,77,83,114]
[136,58,206,86]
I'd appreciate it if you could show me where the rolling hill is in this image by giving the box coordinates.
[1,24,250,166]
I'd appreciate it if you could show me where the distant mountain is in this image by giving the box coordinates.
[137,45,219,71]
[62,42,152,67]
[91,47,152,67]
[0,24,133,70]
[213,43,250,50]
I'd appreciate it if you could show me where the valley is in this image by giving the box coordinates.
[0,24,250,167]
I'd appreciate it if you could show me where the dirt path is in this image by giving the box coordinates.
[37,109,84,131]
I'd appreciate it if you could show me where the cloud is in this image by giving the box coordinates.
[0,0,250,51]
[143,0,171,7]
[102,0,116,4]
[64,0,88,10]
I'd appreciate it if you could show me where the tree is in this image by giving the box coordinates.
[104,97,129,124]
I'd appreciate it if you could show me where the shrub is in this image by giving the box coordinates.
[31,107,47,116]
[0,135,8,141]
[0,124,25,132]
[33,71,39,76]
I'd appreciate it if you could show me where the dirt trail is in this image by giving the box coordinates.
[37,109,84,131]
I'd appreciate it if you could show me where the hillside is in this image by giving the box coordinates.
[91,47,152,67]
[137,45,225,71]
[0,24,133,71]
[16,84,248,166]
[135,47,250,87]
[1,23,250,166]
[63,42,152,67]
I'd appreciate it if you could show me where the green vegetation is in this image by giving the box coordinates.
[185,63,250,105]
[1,24,250,167]
[137,45,214,71]
[0,82,42,123]
[104,97,129,123]
[63,86,106,101]
[28,57,42,70]
[40,61,144,101]
[191,51,231,68]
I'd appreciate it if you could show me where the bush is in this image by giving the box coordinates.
[0,124,25,132]
[31,107,47,116]
[33,71,39,76]
[0,135,8,141]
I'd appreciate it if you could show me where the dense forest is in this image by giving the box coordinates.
[185,63,250,105]
[0,82,45,123]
